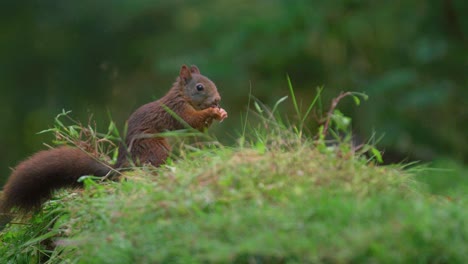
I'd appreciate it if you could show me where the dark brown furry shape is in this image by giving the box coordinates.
[115,64,227,167]
[0,147,109,213]
[0,65,227,226]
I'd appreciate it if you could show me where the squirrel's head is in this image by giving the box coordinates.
[178,65,221,110]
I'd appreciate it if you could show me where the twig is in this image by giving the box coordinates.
[321,91,352,137]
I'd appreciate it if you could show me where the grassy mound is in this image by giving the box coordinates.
[1,136,467,263]
[1,93,467,263]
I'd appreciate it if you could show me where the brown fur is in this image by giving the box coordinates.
[1,147,109,213]
[115,65,226,167]
[0,65,226,225]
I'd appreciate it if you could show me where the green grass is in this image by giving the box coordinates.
[1,137,467,263]
[1,92,467,263]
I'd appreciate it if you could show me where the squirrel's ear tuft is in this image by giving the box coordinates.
[190,65,200,74]
[179,65,192,83]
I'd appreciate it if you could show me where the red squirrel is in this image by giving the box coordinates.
[0,65,227,223]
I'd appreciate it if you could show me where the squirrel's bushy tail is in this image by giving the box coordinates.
[0,147,111,228]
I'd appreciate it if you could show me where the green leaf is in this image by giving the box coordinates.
[69,126,79,138]
[287,75,300,119]
[352,95,361,106]
[255,141,266,154]
[332,110,352,132]
[272,96,288,114]
[371,147,383,163]
[302,86,323,124]
[254,101,263,113]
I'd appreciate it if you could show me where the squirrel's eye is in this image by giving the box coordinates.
[196,84,204,91]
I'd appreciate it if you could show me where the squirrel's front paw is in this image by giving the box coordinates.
[218,107,228,121]
[211,107,228,121]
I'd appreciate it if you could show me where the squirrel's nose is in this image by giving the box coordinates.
[212,96,221,107]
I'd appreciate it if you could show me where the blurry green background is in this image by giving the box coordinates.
[0,0,466,185]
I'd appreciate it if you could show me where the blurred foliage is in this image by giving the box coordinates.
[0,0,466,182]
